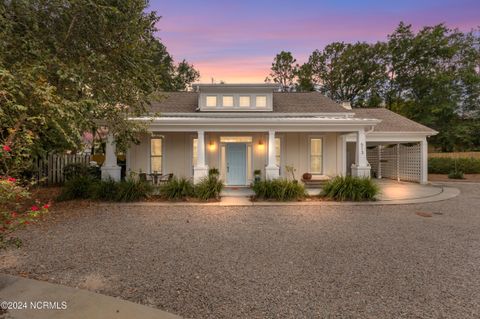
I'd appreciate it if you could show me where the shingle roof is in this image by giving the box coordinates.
[353,108,437,134]
[272,92,349,113]
[147,92,436,134]
[148,92,349,113]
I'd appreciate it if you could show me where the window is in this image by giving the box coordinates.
[150,137,163,173]
[239,96,250,107]
[222,96,234,107]
[192,138,198,167]
[309,138,323,174]
[206,96,217,107]
[256,96,267,107]
[275,137,281,167]
[220,136,253,143]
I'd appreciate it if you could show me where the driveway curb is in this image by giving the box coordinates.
[0,274,181,319]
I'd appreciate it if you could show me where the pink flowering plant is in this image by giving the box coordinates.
[0,176,50,249]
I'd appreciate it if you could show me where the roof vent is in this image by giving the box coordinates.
[341,101,352,110]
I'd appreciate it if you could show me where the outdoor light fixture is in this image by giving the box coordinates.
[209,140,216,151]
[258,140,265,150]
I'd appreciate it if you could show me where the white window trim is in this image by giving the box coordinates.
[256,95,267,108]
[239,95,251,107]
[205,95,218,107]
[222,95,234,107]
[275,135,283,176]
[190,135,198,176]
[308,135,324,175]
[149,135,165,174]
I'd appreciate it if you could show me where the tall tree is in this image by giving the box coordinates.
[0,0,198,175]
[266,51,298,91]
[386,22,480,150]
[307,42,388,106]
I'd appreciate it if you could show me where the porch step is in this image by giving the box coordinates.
[302,178,330,188]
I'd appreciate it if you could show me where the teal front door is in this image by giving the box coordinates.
[226,143,247,185]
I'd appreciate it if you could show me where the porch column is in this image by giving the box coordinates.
[377,145,382,179]
[351,128,371,178]
[193,130,208,183]
[420,138,428,184]
[265,130,280,179]
[101,131,121,181]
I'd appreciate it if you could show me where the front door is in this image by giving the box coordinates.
[226,143,247,185]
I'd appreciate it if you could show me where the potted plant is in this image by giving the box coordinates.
[302,172,312,181]
[254,169,262,182]
[208,167,220,179]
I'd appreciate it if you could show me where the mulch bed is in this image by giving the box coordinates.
[429,174,480,182]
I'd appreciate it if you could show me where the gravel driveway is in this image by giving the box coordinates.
[1,183,480,318]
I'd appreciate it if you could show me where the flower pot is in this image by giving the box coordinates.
[302,173,312,180]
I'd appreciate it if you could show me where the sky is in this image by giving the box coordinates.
[149,0,479,83]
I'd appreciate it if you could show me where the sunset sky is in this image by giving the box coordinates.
[149,0,479,83]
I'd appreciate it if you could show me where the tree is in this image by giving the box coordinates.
[386,22,480,151]
[0,0,199,176]
[296,63,315,92]
[266,51,298,91]
[307,42,388,106]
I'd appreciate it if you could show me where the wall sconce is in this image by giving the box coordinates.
[257,140,265,151]
[208,140,216,151]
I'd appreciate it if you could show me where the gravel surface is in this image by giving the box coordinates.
[1,183,480,318]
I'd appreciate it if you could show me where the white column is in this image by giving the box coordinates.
[377,145,382,179]
[265,130,280,179]
[420,138,428,184]
[351,128,371,178]
[193,130,208,183]
[101,131,121,181]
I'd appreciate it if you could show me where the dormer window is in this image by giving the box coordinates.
[222,96,234,107]
[196,83,278,111]
[256,96,267,107]
[206,96,217,107]
[239,96,251,107]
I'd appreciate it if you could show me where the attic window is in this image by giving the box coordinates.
[239,96,250,107]
[206,96,217,107]
[256,96,267,107]
[222,96,234,107]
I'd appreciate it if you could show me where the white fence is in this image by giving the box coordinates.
[367,143,421,183]
[35,154,91,185]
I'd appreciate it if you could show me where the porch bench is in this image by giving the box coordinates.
[301,176,331,188]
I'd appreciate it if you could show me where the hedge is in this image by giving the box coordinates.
[428,157,480,174]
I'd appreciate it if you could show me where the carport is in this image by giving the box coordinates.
[346,108,438,184]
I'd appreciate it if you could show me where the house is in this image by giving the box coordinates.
[100,83,437,185]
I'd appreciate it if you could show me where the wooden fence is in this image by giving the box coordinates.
[35,154,91,185]
[429,152,480,159]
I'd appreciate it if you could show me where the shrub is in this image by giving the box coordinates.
[63,163,100,181]
[429,157,480,174]
[63,163,89,181]
[159,177,194,200]
[208,167,220,177]
[90,178,120,201]
[115,178,153,202]
[57,175,98,201]
[321,176,379,201]
[1,176,49,249]
[448,170,465,179]
[194,175,224,201]
[252,179,306,201]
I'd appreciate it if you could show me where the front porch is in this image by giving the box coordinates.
[120,128,374,186]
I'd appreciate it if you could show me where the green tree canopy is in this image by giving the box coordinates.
[0,0,199,175]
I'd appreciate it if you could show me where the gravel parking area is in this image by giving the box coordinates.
[1,183,480,318]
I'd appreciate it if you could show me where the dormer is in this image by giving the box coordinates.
[195,83,280,112]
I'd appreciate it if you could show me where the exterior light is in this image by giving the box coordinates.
[209,140,216,151]
[258,140,265,150]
